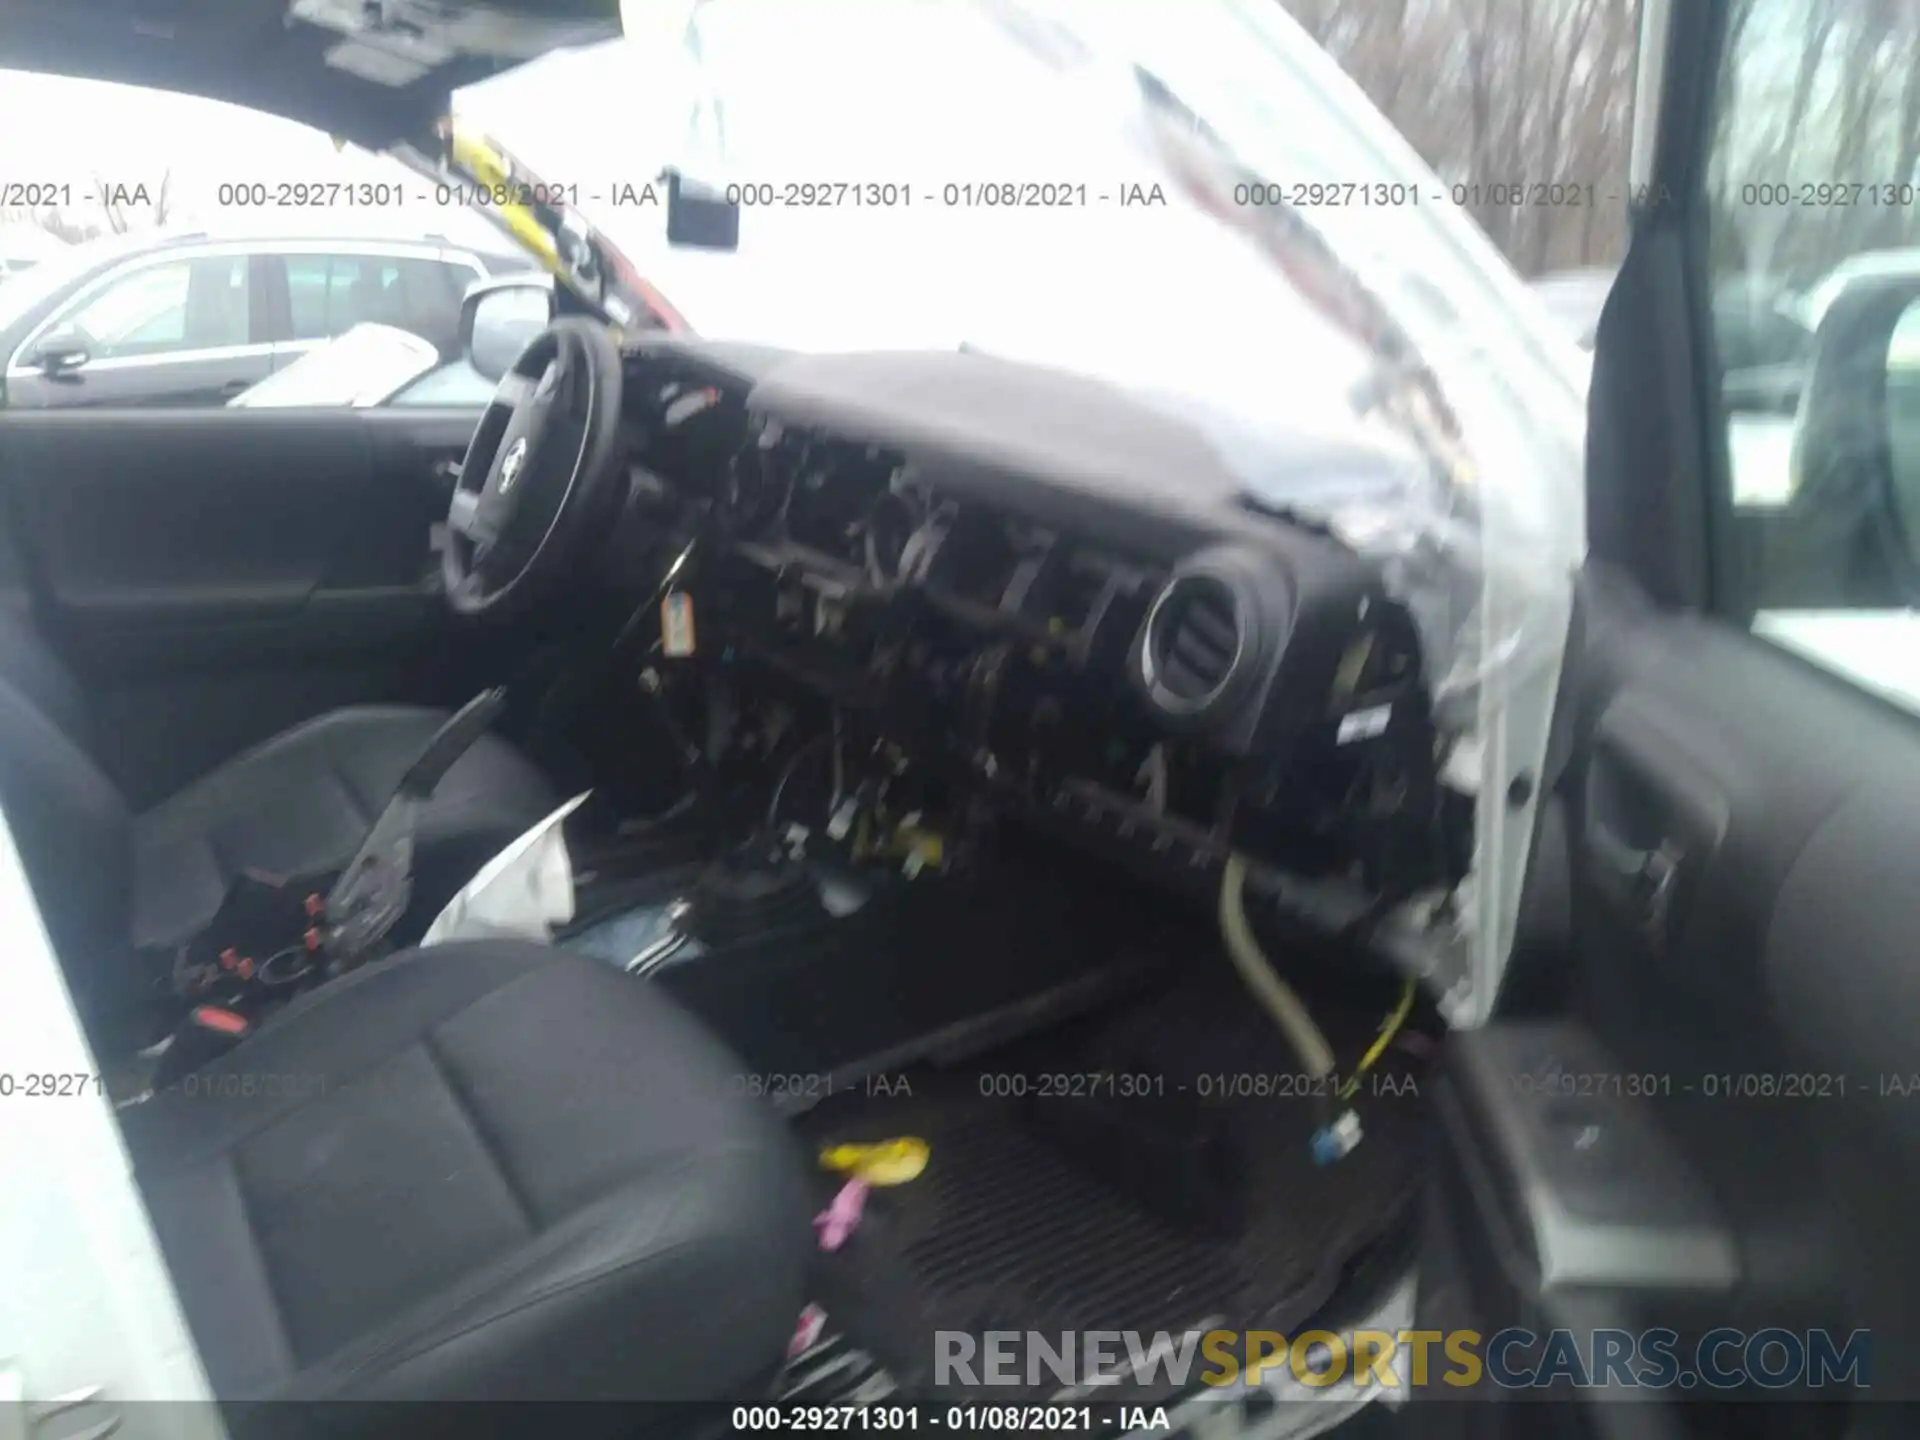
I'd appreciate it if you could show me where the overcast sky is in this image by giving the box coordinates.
[0,69,400,216]
[1,66,532,254]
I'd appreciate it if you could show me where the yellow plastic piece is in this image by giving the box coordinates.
[894,828,944,877]
[447,126,561,269]
[819,1137,930,1186]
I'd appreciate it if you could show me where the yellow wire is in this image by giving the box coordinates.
[1337,976,1418,1101]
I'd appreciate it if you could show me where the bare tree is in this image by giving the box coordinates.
[1766,0,1840,182]
[95,169,172,235]
[32,206,99,246]
[1704,0,1920,283]
[1882,3,1920,246]
[98,173,133,236]
[1277,0,1644,277]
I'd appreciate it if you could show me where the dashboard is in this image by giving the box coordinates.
[614,337,1466,906]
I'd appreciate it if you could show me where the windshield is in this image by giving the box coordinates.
[589,0,1408,413]
[591,1,1572,664]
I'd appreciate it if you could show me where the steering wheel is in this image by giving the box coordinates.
[442,316,625,616]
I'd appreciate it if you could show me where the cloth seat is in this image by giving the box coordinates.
[128,704,555,951]
[124,940,813,1419]
[0,610,556,1031]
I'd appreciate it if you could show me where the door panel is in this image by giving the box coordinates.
[1418,588,1918,1434]
[1414,0,1920,1433]
[0,406,485,805]
[4,350,276,409]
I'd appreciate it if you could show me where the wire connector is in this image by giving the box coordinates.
[1311,1109,1364,1166]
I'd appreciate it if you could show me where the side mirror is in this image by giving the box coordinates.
[459,276,555,383]
[28,327,91,378]
[1773,273,1920,603]
[1724,363,1806,416]
[1881,295,1920,575]
[663,170,740,251]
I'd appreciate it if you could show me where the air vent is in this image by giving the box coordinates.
[1142,574,1245,712]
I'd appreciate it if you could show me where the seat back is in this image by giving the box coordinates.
[0,608,135,1019]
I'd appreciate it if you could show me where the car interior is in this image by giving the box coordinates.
[0,270,1461,1431]
[7,1,1920,1438]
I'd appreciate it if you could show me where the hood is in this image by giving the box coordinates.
[3,0,617,152]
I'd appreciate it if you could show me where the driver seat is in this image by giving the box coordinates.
[125,940,813,1424]
[0,610,557,1036]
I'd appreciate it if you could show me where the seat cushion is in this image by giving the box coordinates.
[123,941,813,1407]
[129,705,556,952]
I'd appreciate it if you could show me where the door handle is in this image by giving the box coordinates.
[218,379,249,397]
[1588,825,1684,938]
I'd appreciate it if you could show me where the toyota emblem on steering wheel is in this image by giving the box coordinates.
[498,437,528,493]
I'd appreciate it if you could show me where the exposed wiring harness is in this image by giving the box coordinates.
[1337,974,1418,1103]
[1218,853,1423,1164]
[1218,853,1337,1081]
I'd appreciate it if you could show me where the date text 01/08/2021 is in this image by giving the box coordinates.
[974,1070,1417,1100]
[730,1404,1175,1431]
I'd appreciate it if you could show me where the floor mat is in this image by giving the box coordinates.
[780,1322,902,1408]
[795,967,1427,1403]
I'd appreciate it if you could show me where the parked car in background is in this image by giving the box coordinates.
[1539,253,1920,521]
[230,272,558,410]
[0,229,531,409]
[1533,265,1811,403]
[1528,266,1615,350]
[1534,265,1803,509]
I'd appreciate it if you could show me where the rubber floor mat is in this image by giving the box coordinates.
[797,971,1426,1402]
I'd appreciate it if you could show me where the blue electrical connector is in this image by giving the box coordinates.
[1311,1110,1364,1166]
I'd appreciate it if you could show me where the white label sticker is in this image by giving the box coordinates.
[661,591,697,657]
[1337,704,1392,745]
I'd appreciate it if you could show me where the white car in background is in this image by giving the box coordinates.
[1533,265,1800,508]
[1529,266,1615,352]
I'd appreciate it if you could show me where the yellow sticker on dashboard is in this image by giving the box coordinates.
[661,591,697,657]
